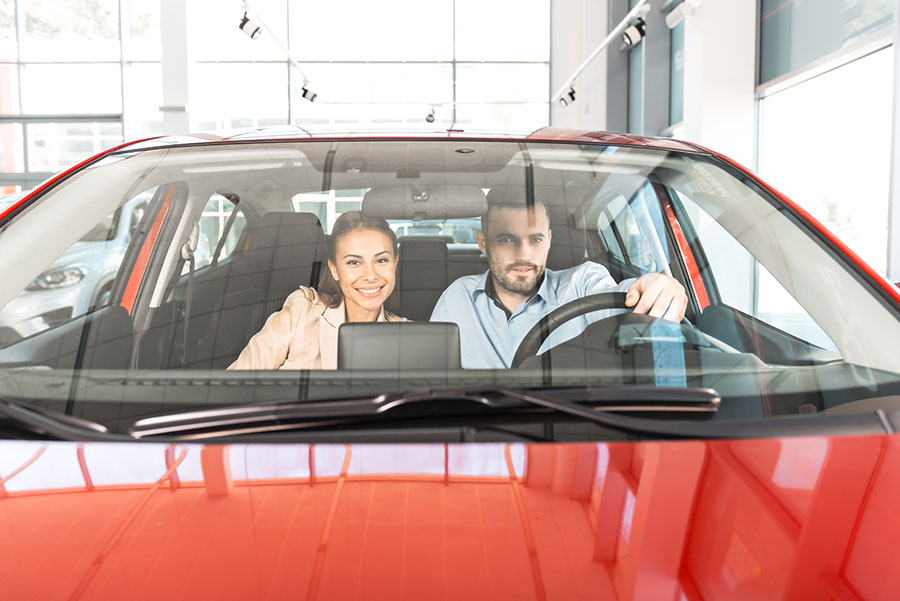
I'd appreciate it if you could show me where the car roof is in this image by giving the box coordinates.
[119,126,707,155]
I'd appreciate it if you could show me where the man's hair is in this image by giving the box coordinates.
[481,201,550,235]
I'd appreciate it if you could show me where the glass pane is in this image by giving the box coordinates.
[760,0,892,83]
[20,0,121,62]
[454,102,548,129]
[191,63,288,129]
[758,48,891,274]
[0,123,25,178]
[673,189,837,350]
[186,194,247,273]
[189,0,287,61]
[669,20,684,125]
[26,121,123,173]
[0,0,16,62]
[290,0,453,61]
[21,64,122,114]
[455,0,550,61]
[455,64,549,103]
[0,188,150,347]
[126,0,161,61]
[123,62,163,138]
[296,63,453,106]
[0,64,20,113]
[294,101,454,127]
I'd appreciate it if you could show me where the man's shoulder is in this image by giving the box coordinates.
[546,261,614,285]
[431,272,486,318]
[441,272,486,296]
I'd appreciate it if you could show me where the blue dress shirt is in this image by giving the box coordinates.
[430,262,633,368]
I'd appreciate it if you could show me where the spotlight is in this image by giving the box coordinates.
[558,87,576,107]
[621,17,646,47]
[300,85,317,102]
[425,107,435,123]
[239,12,261,39]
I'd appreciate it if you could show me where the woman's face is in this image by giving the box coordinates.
[328,228,398,321]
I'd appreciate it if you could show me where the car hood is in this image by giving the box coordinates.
[0,433,896,600]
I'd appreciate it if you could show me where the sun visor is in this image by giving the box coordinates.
[362,184,486,220]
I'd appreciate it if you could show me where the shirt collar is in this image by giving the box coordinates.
[475,269,555,315]
[536,268,557,305]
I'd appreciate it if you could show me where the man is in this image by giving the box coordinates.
[430,199,688,368]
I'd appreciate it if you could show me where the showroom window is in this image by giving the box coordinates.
[189,0,550,130]
[0,0,162,194]
[759,0,892,85]
[758,47,893,274]
[756,0,894,288]
[0,0,550,194]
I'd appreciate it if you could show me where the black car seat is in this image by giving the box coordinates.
[396,238,449,321]
[189,211,327,368]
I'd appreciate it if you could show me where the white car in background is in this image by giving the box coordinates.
[0,192,148,347]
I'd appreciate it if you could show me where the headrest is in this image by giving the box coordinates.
[362,184,486,220]
[251,211,324,251]
[485,186,588,210]
[399,238,449,261]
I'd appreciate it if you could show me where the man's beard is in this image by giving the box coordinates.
[489,257,544,297]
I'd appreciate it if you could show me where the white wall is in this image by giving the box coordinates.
[681,0,757,168]
[550,0,607,130]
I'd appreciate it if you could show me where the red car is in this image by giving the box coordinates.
[1,128,899,600]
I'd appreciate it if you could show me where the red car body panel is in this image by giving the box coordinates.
[3,128,899,600]
[0,434,897,601]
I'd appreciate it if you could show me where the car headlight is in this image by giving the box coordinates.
[26,266,87,291]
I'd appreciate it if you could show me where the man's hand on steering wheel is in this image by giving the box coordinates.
[625,273,688,322]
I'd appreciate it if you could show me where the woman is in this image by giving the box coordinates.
[228,210,406,370]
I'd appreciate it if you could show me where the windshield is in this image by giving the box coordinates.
[1,139,899,437]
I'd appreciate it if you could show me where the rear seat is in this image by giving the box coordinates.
[140,211,327,369]
[397,239,449,321]
[192,211,327,367]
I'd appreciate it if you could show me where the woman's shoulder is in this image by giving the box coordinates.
[285,286,323,305]
[385,310,409,322]
[281,286,330,318]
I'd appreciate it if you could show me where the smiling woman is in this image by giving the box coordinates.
[228,210,407,370]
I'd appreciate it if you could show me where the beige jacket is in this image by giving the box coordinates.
[227,286,405,370]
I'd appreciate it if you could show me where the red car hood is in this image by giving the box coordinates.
[0,434,896,600]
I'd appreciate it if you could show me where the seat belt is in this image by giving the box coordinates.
[179,222,199,367]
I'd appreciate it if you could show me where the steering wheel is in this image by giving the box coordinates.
[510,292,632,368]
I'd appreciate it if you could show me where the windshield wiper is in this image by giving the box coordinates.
[0,399,119,441]
[129,385,721,440]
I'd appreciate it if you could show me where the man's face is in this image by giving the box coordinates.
[477,206,551,298]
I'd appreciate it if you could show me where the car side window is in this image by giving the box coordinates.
[187,193,247,273]
[671,188,837,350]
[595,183,670,274]
[0,189,156,348]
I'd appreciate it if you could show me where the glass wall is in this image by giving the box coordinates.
[759,0,892,84]
[188,0,550,130]
[0,0,162,194]
[0,0,550,193]
[758,47,893,274]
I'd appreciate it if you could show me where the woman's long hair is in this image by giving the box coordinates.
[318,210,400,313]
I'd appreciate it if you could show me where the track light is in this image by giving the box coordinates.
[558,87,576,107]
[300,86,318,102]
[239,3,318,103]
[622,18,646,47]
[551,0,649,107]
[238,12,261,39]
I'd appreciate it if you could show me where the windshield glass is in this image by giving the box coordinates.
[1,139,899,436]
